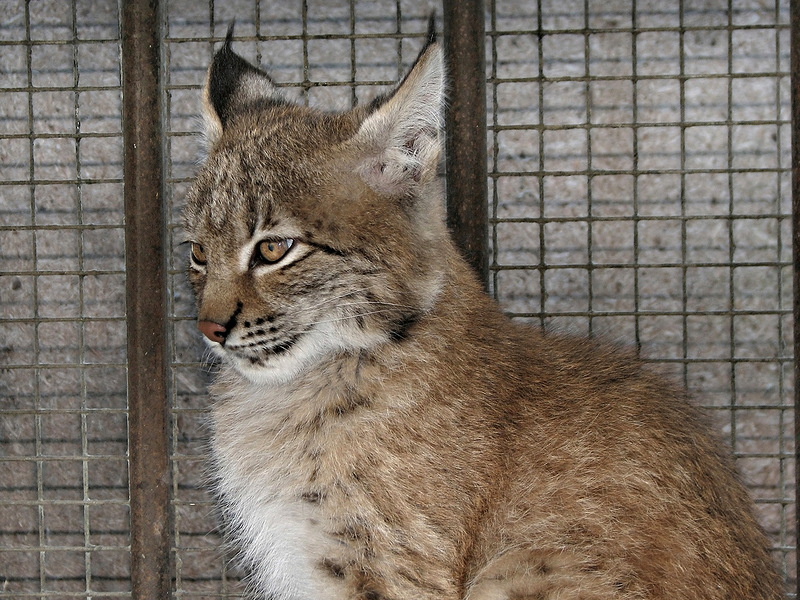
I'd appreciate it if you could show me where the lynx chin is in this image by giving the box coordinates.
[183,22,784,600]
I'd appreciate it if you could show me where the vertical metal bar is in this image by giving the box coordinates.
[121,0,172,598]
[21,0,47,589]
[488,0,499,298]
[791,0,800,593]
[582,0,594,336]
[774,0,791,581]
[443,0,489,289]
[535,0,546,324]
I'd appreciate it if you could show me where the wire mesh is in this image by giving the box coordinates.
[0,0,795,597]
[0,0,129,597]
[487,0,795,588]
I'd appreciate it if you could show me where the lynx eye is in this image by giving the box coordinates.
[255,239,294,265]
[190,242,207,266]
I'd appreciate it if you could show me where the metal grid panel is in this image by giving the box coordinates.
[488,0,795,587]
[0,0,130,597]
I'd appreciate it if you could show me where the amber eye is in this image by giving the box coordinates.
[190,242,207,266]
[255,239,294,265]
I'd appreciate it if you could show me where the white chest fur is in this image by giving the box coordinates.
[210,374,353,600]
[216,479,327,599]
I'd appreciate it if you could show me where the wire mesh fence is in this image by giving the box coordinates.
[486,0,795,589]
[0,0,795,597]
[486,1,795,588]
[0,0,129,596]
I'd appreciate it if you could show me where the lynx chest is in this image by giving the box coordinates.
[210,381,373,599]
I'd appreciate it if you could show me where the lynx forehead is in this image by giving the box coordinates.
[184,23,783,600]
[188,109,359,246]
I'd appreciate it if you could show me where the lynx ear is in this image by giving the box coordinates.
[354,32,445,196]
[202,26,283,149]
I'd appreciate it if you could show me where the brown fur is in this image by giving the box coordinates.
[183,28,784,600]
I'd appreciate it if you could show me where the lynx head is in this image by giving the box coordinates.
[183,25,451,384]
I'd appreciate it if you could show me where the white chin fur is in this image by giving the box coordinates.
[214,327,335,386]
[209,322,386,387]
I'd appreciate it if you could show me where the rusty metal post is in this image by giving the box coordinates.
[791,0,800,594]
[121,0,172,597]
[443,0,490,289]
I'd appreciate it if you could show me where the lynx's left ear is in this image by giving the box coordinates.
[354,27,445,197]
[202,25,283,150]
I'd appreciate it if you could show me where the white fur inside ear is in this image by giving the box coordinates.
[238,71,283,106]
[355,45,445,196]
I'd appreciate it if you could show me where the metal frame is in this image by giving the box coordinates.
[443,0,490,286]
[122,1,172,598]
[791,0,800,588]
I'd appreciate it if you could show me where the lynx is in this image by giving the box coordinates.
[183,25,784,600]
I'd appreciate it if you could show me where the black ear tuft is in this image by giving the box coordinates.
[368,13,439,115]
[426,12,437,46]
[207,25,278,129]
[201,26,282,149]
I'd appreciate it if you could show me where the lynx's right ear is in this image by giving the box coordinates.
[353,25,445,197]
[202,25,283,150]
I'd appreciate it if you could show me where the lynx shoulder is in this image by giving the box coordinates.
[183,26,784,600]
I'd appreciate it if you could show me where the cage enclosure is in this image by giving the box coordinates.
[0,0,794,597]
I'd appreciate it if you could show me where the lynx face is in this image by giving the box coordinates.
[184,30,447,384]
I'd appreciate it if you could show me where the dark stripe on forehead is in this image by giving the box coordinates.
[243,192,281,240]
[246,202,259,240]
